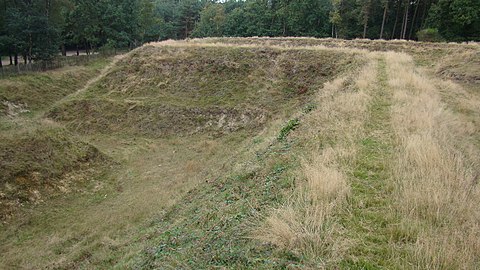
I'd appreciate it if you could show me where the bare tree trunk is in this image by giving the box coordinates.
[400,3,406,39]
[380,0,389,39]
[408,0,420,39]
[185,18,189,39]
[362,0,371,39]
[28,31,33,63]
[420,0,430,28]
[0,55,3,68]
[391,0,401,39]
[401,0,410,39]
[45,0,50,18]
[403,3,410,39]
[14,53,18,66]
[9,55,13,65]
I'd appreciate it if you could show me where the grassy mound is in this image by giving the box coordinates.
[0,59,109,116]
[0,121,109,220]
[48,44,357,137]
[200,37,480,72]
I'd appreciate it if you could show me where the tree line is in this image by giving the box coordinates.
[1,0,479,67]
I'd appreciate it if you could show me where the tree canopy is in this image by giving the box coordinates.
[1,0,479,65]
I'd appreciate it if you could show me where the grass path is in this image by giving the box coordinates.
[72,54,125,97]
[341,57,398,268]
[41,53,127,118]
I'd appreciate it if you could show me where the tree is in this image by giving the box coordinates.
[400,0,410,39]
[329,0,342,38]
[379,0,389,39]
[5,0,60,62]
[192,3,226,37]
[177,0,202,39]
[426,0,480,41]
[139,0,161,42]
[360,0,372,38]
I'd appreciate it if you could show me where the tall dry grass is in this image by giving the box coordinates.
[386,51,480,268]
[255,56,377,264]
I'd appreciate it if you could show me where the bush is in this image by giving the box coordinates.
[417,28,444,42]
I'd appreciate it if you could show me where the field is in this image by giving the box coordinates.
[0,38,479,269]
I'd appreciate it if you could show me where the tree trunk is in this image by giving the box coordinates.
[28,32,33,63]
[408,0,420,40]
[391,0,401,39]
[380,0,389,39]
[420,0,430,29]
[400,4,406,39]
[362,0,371,39]
[401,0,410,39]
[184,18,189,39]
[0,55,3,69]
[61,44,66,56]
[45,0,50,18]
[76,45,79,56]
[9,55,13,65]
[14,53,18,66]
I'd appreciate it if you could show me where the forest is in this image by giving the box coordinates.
[0,0,479,66]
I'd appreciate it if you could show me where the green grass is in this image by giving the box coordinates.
[0,58,109,115]
[120,125,303,269]
[277,118,300,141]
[339,58,400,268]
[0,58,113,219]
[48,45,355,138]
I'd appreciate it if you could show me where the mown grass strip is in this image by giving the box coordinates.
[341,58,398,268]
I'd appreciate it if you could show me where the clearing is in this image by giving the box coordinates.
[0,38,479,269]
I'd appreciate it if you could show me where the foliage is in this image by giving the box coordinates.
[426,0,480,41]
[417,28,444,42]
[192,3,226,37]
[1,0,480,67]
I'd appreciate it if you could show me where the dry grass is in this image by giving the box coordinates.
[386,51,480,268]
[1,41,360,269]
[0,58,109,115]
[3,38,479,268]
[435,49,480,83]
[255,56,377,265]
[49,42,353,138]
[256,148,350,264]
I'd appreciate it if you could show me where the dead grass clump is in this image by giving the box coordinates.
[386,51,480,268]
[256,148,350,263]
